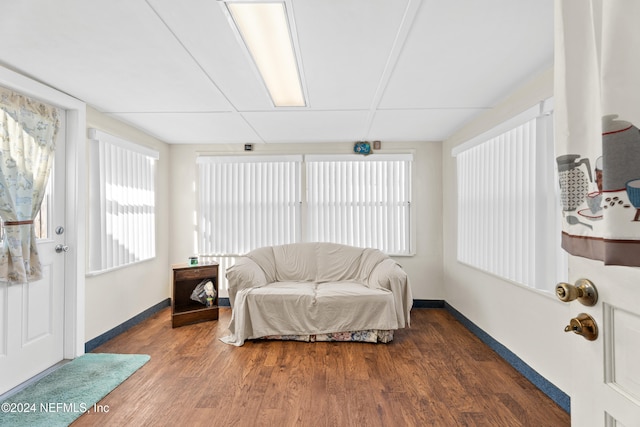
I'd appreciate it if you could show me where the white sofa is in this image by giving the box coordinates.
[221,242,412,346]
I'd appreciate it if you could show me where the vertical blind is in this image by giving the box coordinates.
[454,105,565,291]
[456,120,537,285]
[197,154,413,257]
[88,129,158,273]
[197,155,302,255]
[306,154,412,255]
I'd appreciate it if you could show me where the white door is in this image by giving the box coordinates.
[0,114,67,395]
[566,256,640,426]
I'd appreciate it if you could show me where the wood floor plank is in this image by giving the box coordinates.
[71,308,569,427]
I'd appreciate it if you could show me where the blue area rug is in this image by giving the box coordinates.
[0,353,150,427]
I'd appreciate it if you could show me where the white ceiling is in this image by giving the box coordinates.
[0,0,553,144]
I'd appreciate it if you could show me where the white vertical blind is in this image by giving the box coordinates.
[306,154,412,255]
[455,109,565,291]
[457,119,537,286]
[88,129,158,273]
[197,155,302,255]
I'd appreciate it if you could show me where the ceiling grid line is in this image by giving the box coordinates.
[144,0,267,143]
[144,0,236,112]
[361,0,424,141]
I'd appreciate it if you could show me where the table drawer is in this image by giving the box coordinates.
[174,266,217,281]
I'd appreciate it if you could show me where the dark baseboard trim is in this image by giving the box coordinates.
[85,298,170,353]
[412,299,445,308]
[443,302,570,414]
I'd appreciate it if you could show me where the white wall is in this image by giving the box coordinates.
[84,107,171,342]
[442,67,571,394]
[169,141,444,300]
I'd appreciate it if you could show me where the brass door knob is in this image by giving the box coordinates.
[564,313,598,341]
[555,278,598,306]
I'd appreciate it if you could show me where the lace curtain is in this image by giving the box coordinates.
[0,86,60,283]
[555,0,640,266]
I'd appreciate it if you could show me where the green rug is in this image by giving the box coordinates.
[0,353,150,427]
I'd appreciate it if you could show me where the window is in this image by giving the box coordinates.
[196,153,412,257]
[197,155,302,255]
[306,154,412,255]
[88,129,158,273]
[453,100,566,292]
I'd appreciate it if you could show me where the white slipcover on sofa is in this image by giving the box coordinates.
[221,242,412,346]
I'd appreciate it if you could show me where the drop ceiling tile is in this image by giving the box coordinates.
[0,0,232,112]
[147,0,273,111]
[379,0,553,109]
[108,112,261,144]
[367,109,486,142]
[293,0,409,110]
[242,110,370,143]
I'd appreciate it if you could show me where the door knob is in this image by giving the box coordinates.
[555,278,598,306]
[55,244,69,253]
[564,313,598,341]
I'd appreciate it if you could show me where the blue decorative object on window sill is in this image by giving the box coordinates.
[354,141,371,155]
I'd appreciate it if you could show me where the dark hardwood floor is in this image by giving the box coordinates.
[72,308,569,427]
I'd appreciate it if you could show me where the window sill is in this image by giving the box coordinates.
[85,257,156,278]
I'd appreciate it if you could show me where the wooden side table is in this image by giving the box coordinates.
[171,262,219,328]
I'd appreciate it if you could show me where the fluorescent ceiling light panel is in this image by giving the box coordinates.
[227,2,306,107]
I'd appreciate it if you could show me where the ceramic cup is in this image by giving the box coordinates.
[586,191,603,214]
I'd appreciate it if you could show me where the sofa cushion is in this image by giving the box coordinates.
[315,243,364,283]
[273,242,318,282]
[357,248,390,283]
[232,281,397,339]
[246,245,277,283]
[250,242,389,284]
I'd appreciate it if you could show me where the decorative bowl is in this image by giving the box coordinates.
[626,179,640,208]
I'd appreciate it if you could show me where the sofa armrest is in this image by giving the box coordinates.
[225,257,268,308]
[368,258,413,327]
